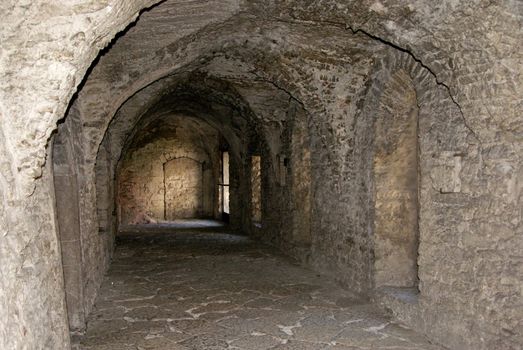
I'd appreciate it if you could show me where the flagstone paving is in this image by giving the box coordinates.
[73,226,443,350]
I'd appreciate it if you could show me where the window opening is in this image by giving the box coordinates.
[219,151,230,220]
[251,155,262,224]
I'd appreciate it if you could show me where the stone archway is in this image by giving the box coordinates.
[52,123,85,332]
[1,2,519,350]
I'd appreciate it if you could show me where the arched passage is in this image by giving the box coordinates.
[52,14,483,348]
[1,1,518,350]
[115,115,222,225]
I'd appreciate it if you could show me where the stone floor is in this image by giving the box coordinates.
[73,225,443,350]
[119,220,226,232]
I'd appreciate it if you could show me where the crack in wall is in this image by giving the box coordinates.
[345,25,481,144]
[269,16,481,143]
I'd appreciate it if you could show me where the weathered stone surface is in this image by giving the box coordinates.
[374,69,419,288]
[73,225,443,350]
[117,115,220,224]
[0,1,520,350]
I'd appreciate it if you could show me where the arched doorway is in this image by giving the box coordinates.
[163,157,203,220]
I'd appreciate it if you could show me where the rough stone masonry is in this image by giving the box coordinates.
[0,1,521,350]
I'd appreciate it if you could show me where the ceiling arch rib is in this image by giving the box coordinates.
[73,16,381,173]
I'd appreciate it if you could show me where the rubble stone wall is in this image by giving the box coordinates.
[0,1,520,350]
[117,116,220,225]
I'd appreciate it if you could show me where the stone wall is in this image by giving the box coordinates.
[0,1,520,350]
[361,51,479,348]
[53,122,85,332]
[117,116,220,225]
[250,156,262,223]
[288,103,312,248]
[0,1,158,348]
[373,69,419,288]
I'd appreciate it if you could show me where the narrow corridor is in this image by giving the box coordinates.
[73,225,442,350]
